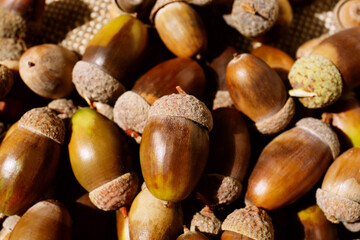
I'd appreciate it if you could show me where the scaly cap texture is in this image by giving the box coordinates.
[190,206,222,236]
[0,8,27,38]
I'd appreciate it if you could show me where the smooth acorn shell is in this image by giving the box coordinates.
[8,200,71,240]
[245,125,333,210]
[0,127,61,216]
[154,2,207,58]
[82,14,148,88]
[132,57,206,104]
[140,115,209,202]
[68,107,133,192]
[128,188,183,240]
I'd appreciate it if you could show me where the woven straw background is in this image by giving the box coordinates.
[39,0,340,57]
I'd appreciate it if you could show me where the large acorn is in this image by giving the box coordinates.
[140,90,213,202]
[0,107,65,216]
[68,107,139,211]
[72,14,148,104]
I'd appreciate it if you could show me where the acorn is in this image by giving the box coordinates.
[72,14,148,104]
[149,0,207,58]
[19,44,79,99]
[333,0,360,31]
[0,107,65,216]
[177,226,209,240]
[226,53,295,134]
[128,187,183,240]
[288,27,360,108]
[0,64,13,99]
[190,206,222,237]
[140,89,213,202]
[221,204,274,240]
[316,147,360,230]
[68,107,139,211]
[8,200,71,240]
[113,57,206,142]
[245,117,340,211]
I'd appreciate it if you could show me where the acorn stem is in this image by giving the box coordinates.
[288,88,317,97]
[176,86,187,95]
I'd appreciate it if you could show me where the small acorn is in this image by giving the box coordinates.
[8,200,72,240]
[68,107,139,211]
[316,147,360,230]
[72,14,148,104]
[19,44,79,99]
[177,226,209,240]
[245,117,340,211]
[128,187,183,240]
[226,53,295,134]
[0,64,13,99]
[140,89,212,202]
[113,57,206,142]
[190,206,222,238]
[333,0,360,31]
[0,107,65,216]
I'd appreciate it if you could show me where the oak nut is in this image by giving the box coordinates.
[150,0,207,58]
[114,57,206,142]
[0,107,65,216]
[140,91,213,202]
[245,117,340,211]
[316,147,360,229]
[19,44,79,99]
[8,200,71,240]
[72,14,148,104]
[333,0,360,31]
[226,53,295,134]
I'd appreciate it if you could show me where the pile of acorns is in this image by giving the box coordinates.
[0,0,360,239]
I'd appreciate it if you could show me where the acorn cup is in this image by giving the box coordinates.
[316,147,360,232]
[333,0,360,31]
[140,89,213,202]
[149,0,208,58]
[288,27,360,109]
[190,206,222,238]
[113,57,206,143]
[8,200,72,240]
[72,14,148,104]
[68,107,139,211]
[245,117,340,211]
[226,53,295,134]
[128,187,184,240]
[0,107,65,216]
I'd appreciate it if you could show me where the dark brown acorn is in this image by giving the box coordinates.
[114,57,206,142]
[140,90,213,202]
[72,14,148,104]
[8,200,71,240]
[245,117,340,211]
[68,107,139,211]
[0,107,65,216]
[226,53,295,134]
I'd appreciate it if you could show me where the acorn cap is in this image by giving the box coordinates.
[72,60,126,104]
[212,90,235,110]
[230,0,279,38]
[288,55,343,109]
[113,91,150,136]
[18,107,66,144]
[0,64,13,99]
[221,204,274,240]
[295,117,340,159]
[316,188,360,223]
[255,97,295,134]
[190,206,222,236]
[148,93,213,131]
[48,98,79,120]
[89,172,139,211]
[0,8,27,38]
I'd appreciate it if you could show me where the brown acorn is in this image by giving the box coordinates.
[245,117,340,211]
[113,57,206,142]
[8,200,71,240]
[226,53,295,134]
[333,0,360,31]
[140,90,212,202]
[0,107,65,216]
[128,187,183,240]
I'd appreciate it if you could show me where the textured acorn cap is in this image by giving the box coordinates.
[18,107,66,144]
[230,0,279,38]
[222,205,274,240]
[148,93,213,131]
[0,8,27,38]
[72,60,126,104]
[316,188,360,223]
[255,97,295,134]
[212,90,235,110]
[295,117,340,159]
[48,98,79,120]
[114,91,150,136]
[190,206,222,236]
[0,38,25,62]
[0,64,13,99]
[89,172,139,211]
[288,55,343,109]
